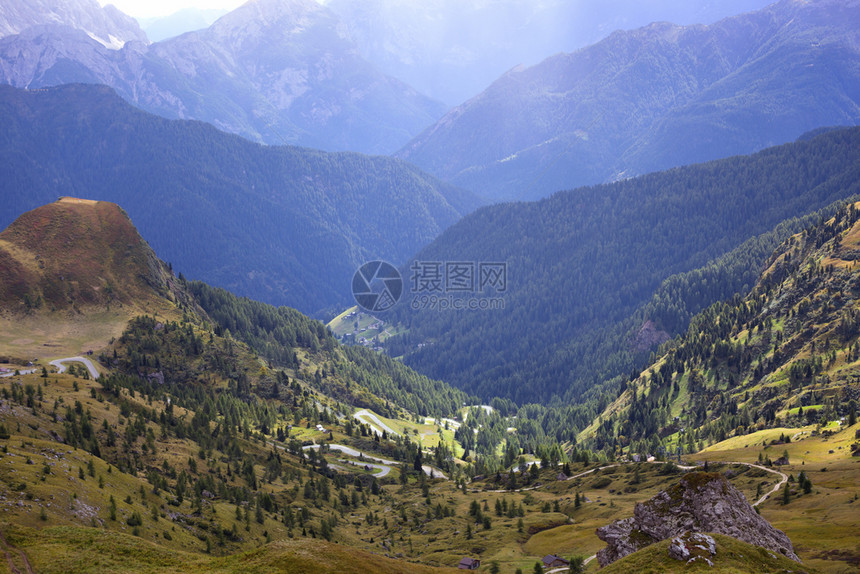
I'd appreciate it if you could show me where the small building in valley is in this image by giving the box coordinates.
[542,554,569,569]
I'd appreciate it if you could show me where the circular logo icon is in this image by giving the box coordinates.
[352,261,403,312]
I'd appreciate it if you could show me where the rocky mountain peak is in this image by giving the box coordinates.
[596,472,800,566]
[208,0,349,49]
[0,0,147,47]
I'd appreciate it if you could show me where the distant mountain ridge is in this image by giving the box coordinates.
[398,0,860,201]
[0,0,444,154]
[0,83,478,314]
[326,0,775,106]
[140,8,228,42]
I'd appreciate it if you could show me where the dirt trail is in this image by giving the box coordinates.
[0,529,35,574]
[748,463,788,507]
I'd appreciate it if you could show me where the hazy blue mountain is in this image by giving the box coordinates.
[0,0,147,47]
[0,83,479,314]
[397,0,860,201]
[325,0,775,106]
[139,8,228,42]
[0,0,445,154]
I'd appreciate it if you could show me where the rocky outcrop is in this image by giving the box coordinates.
[596,472,799,567]
[667,532,716,565]
[630,320,671,352]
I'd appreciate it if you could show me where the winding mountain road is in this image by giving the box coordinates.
[49,357,100,380]
[303,443,398,465]
[301,443,447,479]
[333,459,392,477]
[1,356,102,380]
[301,443,395,478]
[354,409,399,437]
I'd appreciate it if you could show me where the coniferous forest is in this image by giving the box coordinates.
[386,127,860,406]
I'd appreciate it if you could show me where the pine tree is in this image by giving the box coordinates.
[568,556,586,574]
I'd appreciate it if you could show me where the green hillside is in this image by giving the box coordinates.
[598,532,808,574]
[0,198,472,571]
[582,200,860,458]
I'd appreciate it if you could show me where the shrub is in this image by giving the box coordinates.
[592,477,612,488]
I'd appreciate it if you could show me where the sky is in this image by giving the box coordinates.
[98,0,247,19]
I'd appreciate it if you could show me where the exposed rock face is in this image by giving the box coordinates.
[0,0,147,47]
[667,532,716,565]
[596,472,799,566]
[630,320,671,352]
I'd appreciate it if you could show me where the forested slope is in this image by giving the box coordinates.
[581,201,860,455]
[0,84,479,314]
[385,128,860,406]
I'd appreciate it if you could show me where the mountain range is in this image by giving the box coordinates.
[2,1,860,572]
[4,0,857,194]
[398,0,860,201]
[326,0,775,106]
[0,0,444,154]
[0,83,478,314]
